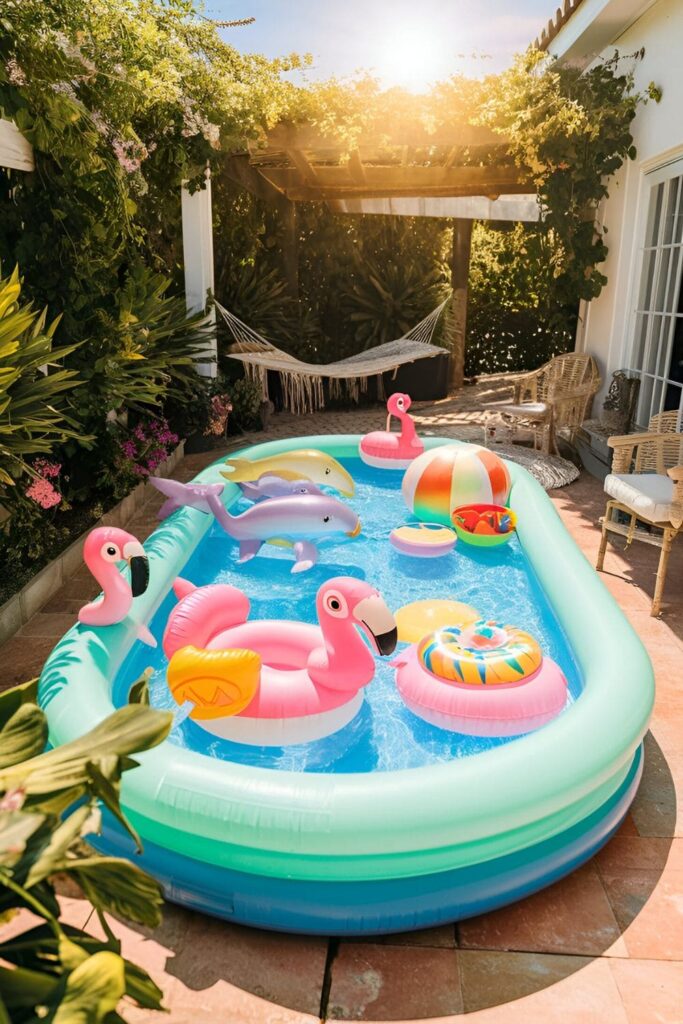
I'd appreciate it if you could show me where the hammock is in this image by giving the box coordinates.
[216,297,450,414]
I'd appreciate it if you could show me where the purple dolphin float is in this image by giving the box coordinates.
[151,478,361,573]
[238,474,323,502]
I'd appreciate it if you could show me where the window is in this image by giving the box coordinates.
[629,161,683,428]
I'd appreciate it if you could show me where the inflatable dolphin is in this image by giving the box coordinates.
[221,450,355,497]
[238,474,323,502]
[151,478,361,573]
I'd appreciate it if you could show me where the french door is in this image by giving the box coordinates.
[629,159,683,428]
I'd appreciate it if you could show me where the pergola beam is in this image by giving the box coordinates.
[257,165,530,202]
[269,182,533,202]
[260,121,507,152]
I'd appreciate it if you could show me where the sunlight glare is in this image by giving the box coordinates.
[373,20,454,92]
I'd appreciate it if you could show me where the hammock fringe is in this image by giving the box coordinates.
[216,296,450,415]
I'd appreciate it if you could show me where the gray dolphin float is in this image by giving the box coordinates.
[151,478,361,573]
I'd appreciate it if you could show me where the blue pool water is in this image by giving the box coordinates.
[113,458,582,773]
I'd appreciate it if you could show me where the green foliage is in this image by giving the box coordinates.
[228,376,264,432]
[478,48,654,325]
[0,680,173,1022]
[466,222,576,375]
[340,257,448,351]
[0,269,81,493]
[69,266,216,428]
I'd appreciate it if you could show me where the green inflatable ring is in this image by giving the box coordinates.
[39,436,654,883]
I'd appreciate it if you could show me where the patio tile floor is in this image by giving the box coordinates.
[2,379,682,1022]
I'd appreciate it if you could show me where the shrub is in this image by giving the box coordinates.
[0,678,172,1023]
[0,268,81,497]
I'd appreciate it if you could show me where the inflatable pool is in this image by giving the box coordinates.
[38,436,654,935]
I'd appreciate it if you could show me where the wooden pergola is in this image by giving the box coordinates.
[222,121,538,387]
[2,110,538,390]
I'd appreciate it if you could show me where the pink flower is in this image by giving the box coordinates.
[26,477,62,509]
[120,440,137,459]
[33,458,61,479]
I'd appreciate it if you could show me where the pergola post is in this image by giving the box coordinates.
[448,218,473,390]
[181,166,217,378]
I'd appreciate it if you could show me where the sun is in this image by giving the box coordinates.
[373,21,454,92]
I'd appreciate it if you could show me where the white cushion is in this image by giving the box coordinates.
[604,473,674,523]
[493,402,549,418]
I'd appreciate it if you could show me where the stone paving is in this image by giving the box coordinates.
[2,379,682,1023]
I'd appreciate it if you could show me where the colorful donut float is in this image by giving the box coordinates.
[389,523,457,558]
[393,618,567,736]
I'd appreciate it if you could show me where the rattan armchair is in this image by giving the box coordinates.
[596,411,683,616]
[485,353,601,455]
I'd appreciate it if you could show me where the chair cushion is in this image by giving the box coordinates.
[604,473,674,523]
[489,402,550,418]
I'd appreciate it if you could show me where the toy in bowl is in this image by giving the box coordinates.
[452,504,517,548]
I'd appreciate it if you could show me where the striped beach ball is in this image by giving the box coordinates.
[402,444,511,526]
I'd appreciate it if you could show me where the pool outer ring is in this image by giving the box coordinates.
[38,435,654,884]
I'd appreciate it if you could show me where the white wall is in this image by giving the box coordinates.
[558,0,683,407]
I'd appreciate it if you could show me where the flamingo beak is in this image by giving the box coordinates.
[346,519,362,539]
[123,540,149,598]
[354,594,398,656]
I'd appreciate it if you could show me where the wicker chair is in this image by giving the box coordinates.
[485,353,602,455]
[596,410,683,616]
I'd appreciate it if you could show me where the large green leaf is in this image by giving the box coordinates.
[50,951,125,1024]
[0,811,47,870]
[0,705,172,796]
[0,703,48,769]
[70,857,163,929]
[0,926,164,1010]
[0,679,39,729]
[0,962,57,1008]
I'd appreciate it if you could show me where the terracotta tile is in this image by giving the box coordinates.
[84,904,327,1017]
[326,942,462,1020]
[459,948,590,1012]
[594,835,674,874]
[609,958,683,1024]
[18,612,74,638]
[420,957,629,1024]
[617,814,640,837]
[0,634,62,686]
[458,863,622,956]
[601,869,683,959]
[355,923,456,948]
[629,732,679,839]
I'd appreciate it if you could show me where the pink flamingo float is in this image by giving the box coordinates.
[163,576,397,745]
[78,526,156,647]
[359,393,424,469]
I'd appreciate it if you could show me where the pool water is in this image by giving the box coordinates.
[113,458,582,773]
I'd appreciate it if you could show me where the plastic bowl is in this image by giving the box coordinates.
[452,503,517,548]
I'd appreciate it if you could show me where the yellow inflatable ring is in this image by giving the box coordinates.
[395,599,479,645]
[417,619,542,686]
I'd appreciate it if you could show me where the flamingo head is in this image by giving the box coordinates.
[83,527,150,597]
[316,577,397,656]
[387,393,412,416]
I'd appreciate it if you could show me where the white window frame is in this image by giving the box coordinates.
[627,156,683,429]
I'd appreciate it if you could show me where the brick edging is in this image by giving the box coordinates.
[0,441,185,646]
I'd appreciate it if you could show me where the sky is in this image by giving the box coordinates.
[204,0,555,90]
